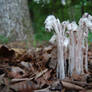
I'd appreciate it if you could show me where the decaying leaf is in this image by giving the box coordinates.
[8,67,25,78]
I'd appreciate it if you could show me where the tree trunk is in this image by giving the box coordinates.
[81,1,84,15]
[0,0,33,41]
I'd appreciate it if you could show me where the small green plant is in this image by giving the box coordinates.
[0,35,9,44]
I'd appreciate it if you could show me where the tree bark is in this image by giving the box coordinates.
[0,0,33,41]
[81,1,84,15]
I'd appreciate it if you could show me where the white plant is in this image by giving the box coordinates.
[74,26,84,75]
[79,13,92,73]
[44,13,92,79]
[45,15,66,79]
[67,13,92,76]
[66,21,79,75]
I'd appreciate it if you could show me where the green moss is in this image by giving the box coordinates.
[0,35,9,44]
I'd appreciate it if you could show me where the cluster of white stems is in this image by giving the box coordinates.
[44,13,92,80]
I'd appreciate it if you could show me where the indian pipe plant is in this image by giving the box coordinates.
[44,13,92,80]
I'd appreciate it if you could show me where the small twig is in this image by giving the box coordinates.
[34,87,50,92]
[63,79,88,87]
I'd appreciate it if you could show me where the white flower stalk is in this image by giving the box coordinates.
[45,15,65,79]
[79,13,92,73]
[75,27,84,74]
[85,14,92,71]
[67,21,78,76]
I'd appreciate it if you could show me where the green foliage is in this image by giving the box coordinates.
[88,32,92,42]
[0,35,9,44]
[29,0,92,43]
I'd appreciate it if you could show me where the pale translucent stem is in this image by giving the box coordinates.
[81,32,84,74]
[75,30,84,74]
[68,31,75,76]
[85,38,88,72]
[57,35,65,79]
[68,29,84,75]
[75,40,81,74]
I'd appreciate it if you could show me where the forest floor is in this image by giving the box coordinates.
[0,42,92,92]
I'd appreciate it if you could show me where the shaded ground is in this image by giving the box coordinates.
[0,42,92,92]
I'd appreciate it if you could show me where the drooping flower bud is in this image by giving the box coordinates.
[44,15,56,32]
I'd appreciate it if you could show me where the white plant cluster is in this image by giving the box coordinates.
[44,13,92,80]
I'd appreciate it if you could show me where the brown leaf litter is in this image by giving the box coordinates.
[0,45,92,92]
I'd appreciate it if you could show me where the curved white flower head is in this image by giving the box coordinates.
[82,12,92,20]
[79,13,92,30]
[67,21,78,31]
[82,12,89,18]
[79,17,92,29]
[79,18,87,26]
[44,15,56,32]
